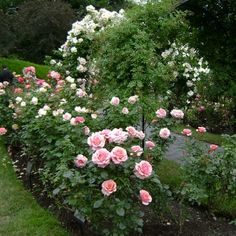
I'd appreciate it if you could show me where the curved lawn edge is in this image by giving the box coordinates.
[0,139,69,236]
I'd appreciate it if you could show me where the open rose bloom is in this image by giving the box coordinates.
[140,190,152,205]
[102,179,117,196]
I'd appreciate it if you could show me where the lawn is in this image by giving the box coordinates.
[0,139,69,236]
[0,57,50,79]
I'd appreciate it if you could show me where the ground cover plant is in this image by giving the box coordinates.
[0,0,235,235]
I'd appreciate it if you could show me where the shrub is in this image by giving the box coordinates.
[181,134,236,208]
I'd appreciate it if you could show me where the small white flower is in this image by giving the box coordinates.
[187,90,194,97]
[15,97,23,104]
[31,97,38,105]
[50,59,56,65]
[70,47,77,53]
[186,80,193,87]
[20,101,26,107]
[70,83,77,89]
[66,76,75,83]
[91,113,98,119]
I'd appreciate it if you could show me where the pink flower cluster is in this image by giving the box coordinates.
[126,126,145,140]
[48,71,61,81]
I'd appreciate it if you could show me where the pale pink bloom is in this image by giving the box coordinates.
[24,66,36,74]
[111,146,128,164]
[0,127,7,135]
[74,155,88,168]
[102,179,117,196]
[76,88,87,97]
[170,109,184,119]
[140,190,152,205]
[87,132,106,150]
[145,141,155,150]
[209,144,218,152]
[135,131,145,140]
[159,128,171,139]
[182,129,192,136]
[63,113,72,121]
[131,145,143,157]
[83,126,90,135]
[156,108,167,119]
[108,128,128,144]
[70,118,77,126]
[75,116,85,123]
[110,97,120,106]
[128,95,138,104]
[14,88,23,94]
[122,107,129,114]
[198,106,205,112]
[57,80,65,86]
[48,71,61,81]
[100,129,111,139]
[25,84,31,89]
[134,161,152,179]
[91,113,98,119]
[92,148,111,168]
[196,126,206,133]
[126,126,137,138]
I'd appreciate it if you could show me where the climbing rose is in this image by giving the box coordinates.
[156,108,167,119]
[102,180,117,196]
[196,127,206,133]
[74,155,88,168]
[182,129,192,136]
[0,128,7,135]
[126,126,137,138]
[111,146,128,164]
[140,190,152,205]
[110,97,120,106]
[134,161,152,179]
[170,109,184,119]
[92,148,111,168]
[87,132,106,150]
[145,141,155,150]
[159,128,171,139]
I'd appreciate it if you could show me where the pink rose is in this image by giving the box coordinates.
[126,126,137,138]
[0,127,7,135]
[25,84,31,89]
[159,128,171,139]
[17,77,24,83]
[145,141,155,150]
[156,108,167,119]
[100,129,111,139]
[48,71,61,81]
[70,118,77,126]
[110,97,120,106]
[63,113,72,121]
[74,155,88,168]
[128,95,138,104]
[92,148,111,168]
[135,131,145,140]
[87,132,106,150]
[170,109,184,119]
[122,107,129,114]
[14,88,23,94]
[131,145,143,157]
[111,146,128,164]
[196,126,206,133]
[182,129,192,136]
[83,126,90,135]
[140,190,152,205]
[24,66,36,74]
[75,116,85,123]
[108,128,128,144]
[102,179,117,196]
[76,88,87,97]
[198,106,205,112]
[134,161,152,179]
[57,80,65,86]
[209,144,218,153]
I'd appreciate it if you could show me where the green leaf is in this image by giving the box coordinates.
[116,208,125,216]
[63,170,73,179]
[93,199,104,208]
[52,188,60,196]
[74,210,85,223]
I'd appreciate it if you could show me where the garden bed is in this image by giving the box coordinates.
[9,144,236,236]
